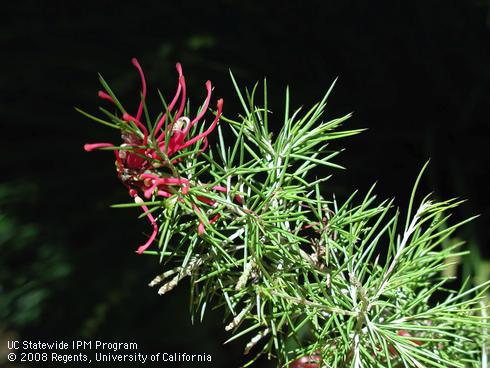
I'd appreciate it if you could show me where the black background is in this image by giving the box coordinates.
[1,1,489,367]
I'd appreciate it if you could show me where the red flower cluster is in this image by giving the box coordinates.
[84,58,225,254]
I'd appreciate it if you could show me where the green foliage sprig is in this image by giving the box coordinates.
[81,60,489,367]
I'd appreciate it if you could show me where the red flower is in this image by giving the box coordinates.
[84,58,224,253]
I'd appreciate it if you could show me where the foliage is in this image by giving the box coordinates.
[81,61,489,367]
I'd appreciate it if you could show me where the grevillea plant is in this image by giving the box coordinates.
[80,59,489,367]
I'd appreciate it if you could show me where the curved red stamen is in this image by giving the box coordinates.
[174,73,187,122]
[140,173,159,180]
[184,80,212,135]
[155,64,186,142]
[157,190,172,198]
[196,196,216,206]
[131,58,147,121]
[198,213,221,236]
[130,194,157,255]
[175,62,183,76]
[84,142,114,151]
[158,178,188,194]
[199,137,209,154]
[190,202,205,235]
[156,75,187,146]
[209,213,221,224]
[144,183,158,199]
[181,98,223,149]
[212,185,227,193]
[140,174,190,195]
[140,174,188,185]
[196,184,236,206]
[98,90,114,103]
[122,113,149,144]
[155,177,188,185]
[136,219,158,254]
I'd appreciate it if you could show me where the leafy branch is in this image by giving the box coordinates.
[80,59,489,367]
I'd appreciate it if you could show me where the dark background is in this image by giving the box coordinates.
[1,1,489,367]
